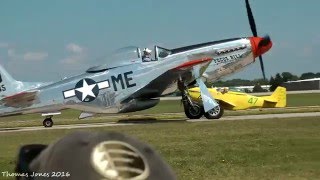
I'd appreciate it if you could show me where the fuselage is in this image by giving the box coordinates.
[0,36,272,116]
[203,38,255,81]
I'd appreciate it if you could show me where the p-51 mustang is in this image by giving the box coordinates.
[0,0,272,127]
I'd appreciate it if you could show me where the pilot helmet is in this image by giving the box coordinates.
[143,48,152,54]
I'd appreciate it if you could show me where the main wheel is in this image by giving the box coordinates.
[184,103,204,119]
[43,118,53,128]
[204,105,224,119]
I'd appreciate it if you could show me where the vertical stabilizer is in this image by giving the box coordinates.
[0,64,48,97]
[270,86,286,107]
[0,64,21,97]
[0,64,17,84]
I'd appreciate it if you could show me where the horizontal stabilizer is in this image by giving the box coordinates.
[262,97,278,103]
[0,91,38,108]
[261,86,286,107]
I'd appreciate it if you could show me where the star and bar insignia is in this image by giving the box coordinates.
[63,78,110,102]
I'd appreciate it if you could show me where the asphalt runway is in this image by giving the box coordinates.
[0,112,319,133]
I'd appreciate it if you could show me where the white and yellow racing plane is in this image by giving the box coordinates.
[186,86,286,119]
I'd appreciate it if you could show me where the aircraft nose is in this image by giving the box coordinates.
[249,36,273,59]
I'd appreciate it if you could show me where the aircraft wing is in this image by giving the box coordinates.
[0,91,39,108]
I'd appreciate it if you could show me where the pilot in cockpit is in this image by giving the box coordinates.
[142,48,152,62]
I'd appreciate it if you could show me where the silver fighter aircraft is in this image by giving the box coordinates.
[0,36,272,127]
[0,0,272,127]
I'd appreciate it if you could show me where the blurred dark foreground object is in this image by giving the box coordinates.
[15,131,176,180]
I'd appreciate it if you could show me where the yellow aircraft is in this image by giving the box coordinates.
[184,86,286,119]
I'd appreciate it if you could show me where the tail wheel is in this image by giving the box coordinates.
[204,105,224,119]
[184,103,204,119]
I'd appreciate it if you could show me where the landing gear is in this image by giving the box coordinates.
[184,102,224,119]
[204,105,224,119]
[181,88,204,119]
[178,76,224,120]
[43,117,53,128]
[184,103,204,119]
[180,81,223,119]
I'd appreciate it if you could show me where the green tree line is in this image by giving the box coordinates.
[207,72,320,92]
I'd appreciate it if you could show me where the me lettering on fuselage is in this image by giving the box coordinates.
[111,71,136,91]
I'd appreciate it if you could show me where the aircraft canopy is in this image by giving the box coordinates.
[86,45,172,73]
[86,46,142,73]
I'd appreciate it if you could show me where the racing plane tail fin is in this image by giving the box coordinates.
[270,86,286,107]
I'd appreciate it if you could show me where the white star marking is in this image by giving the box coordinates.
[75,79,97,101]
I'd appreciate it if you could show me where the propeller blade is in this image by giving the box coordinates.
[196,78,218,112]
[246,1,269,80]
[245,0,257,37]
[258,35,271,48]
[258,55,266,80]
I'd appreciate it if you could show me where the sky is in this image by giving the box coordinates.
[0,0,319,82]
